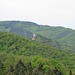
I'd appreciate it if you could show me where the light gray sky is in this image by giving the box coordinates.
[0,0,75,29]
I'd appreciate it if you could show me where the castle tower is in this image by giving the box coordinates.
[32,34,35,40]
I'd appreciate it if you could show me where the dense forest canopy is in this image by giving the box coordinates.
[0,21,75,75]
[0,32,75,75]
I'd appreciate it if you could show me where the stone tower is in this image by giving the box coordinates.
[32,34,35,40]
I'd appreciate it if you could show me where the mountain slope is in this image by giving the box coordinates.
[0,32,63,57]
[0,21,75,52]
[1,32,75,74]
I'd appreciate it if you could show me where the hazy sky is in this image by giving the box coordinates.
[0,0,75,29]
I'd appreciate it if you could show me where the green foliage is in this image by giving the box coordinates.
[0,53,65,75]
[69,70,72,75]
[0,32,75,74]
[0,60,5,75]
[14,59,26,75]
[1,21,75,52]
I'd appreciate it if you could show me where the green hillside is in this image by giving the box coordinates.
[0,32,66,58]
[0,32,75,75]
[0,21,75,52]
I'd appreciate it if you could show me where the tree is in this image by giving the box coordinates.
[26,62,33,75]
[14,59,26,75]
[53,67,63,75]
[0,60,5,75]
[8,65,14,75]
[69,69,72,75]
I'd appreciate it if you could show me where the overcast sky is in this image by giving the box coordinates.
[0,0,75,29]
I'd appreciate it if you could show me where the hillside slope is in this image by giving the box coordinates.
[0,21,75,52]
[0,32,75,70]
[1,32,75,74]
[0,32,64,57]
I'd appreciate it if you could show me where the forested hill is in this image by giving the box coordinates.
[0,32,66,58]
[0,21,75,52]
[0,32,75,75]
